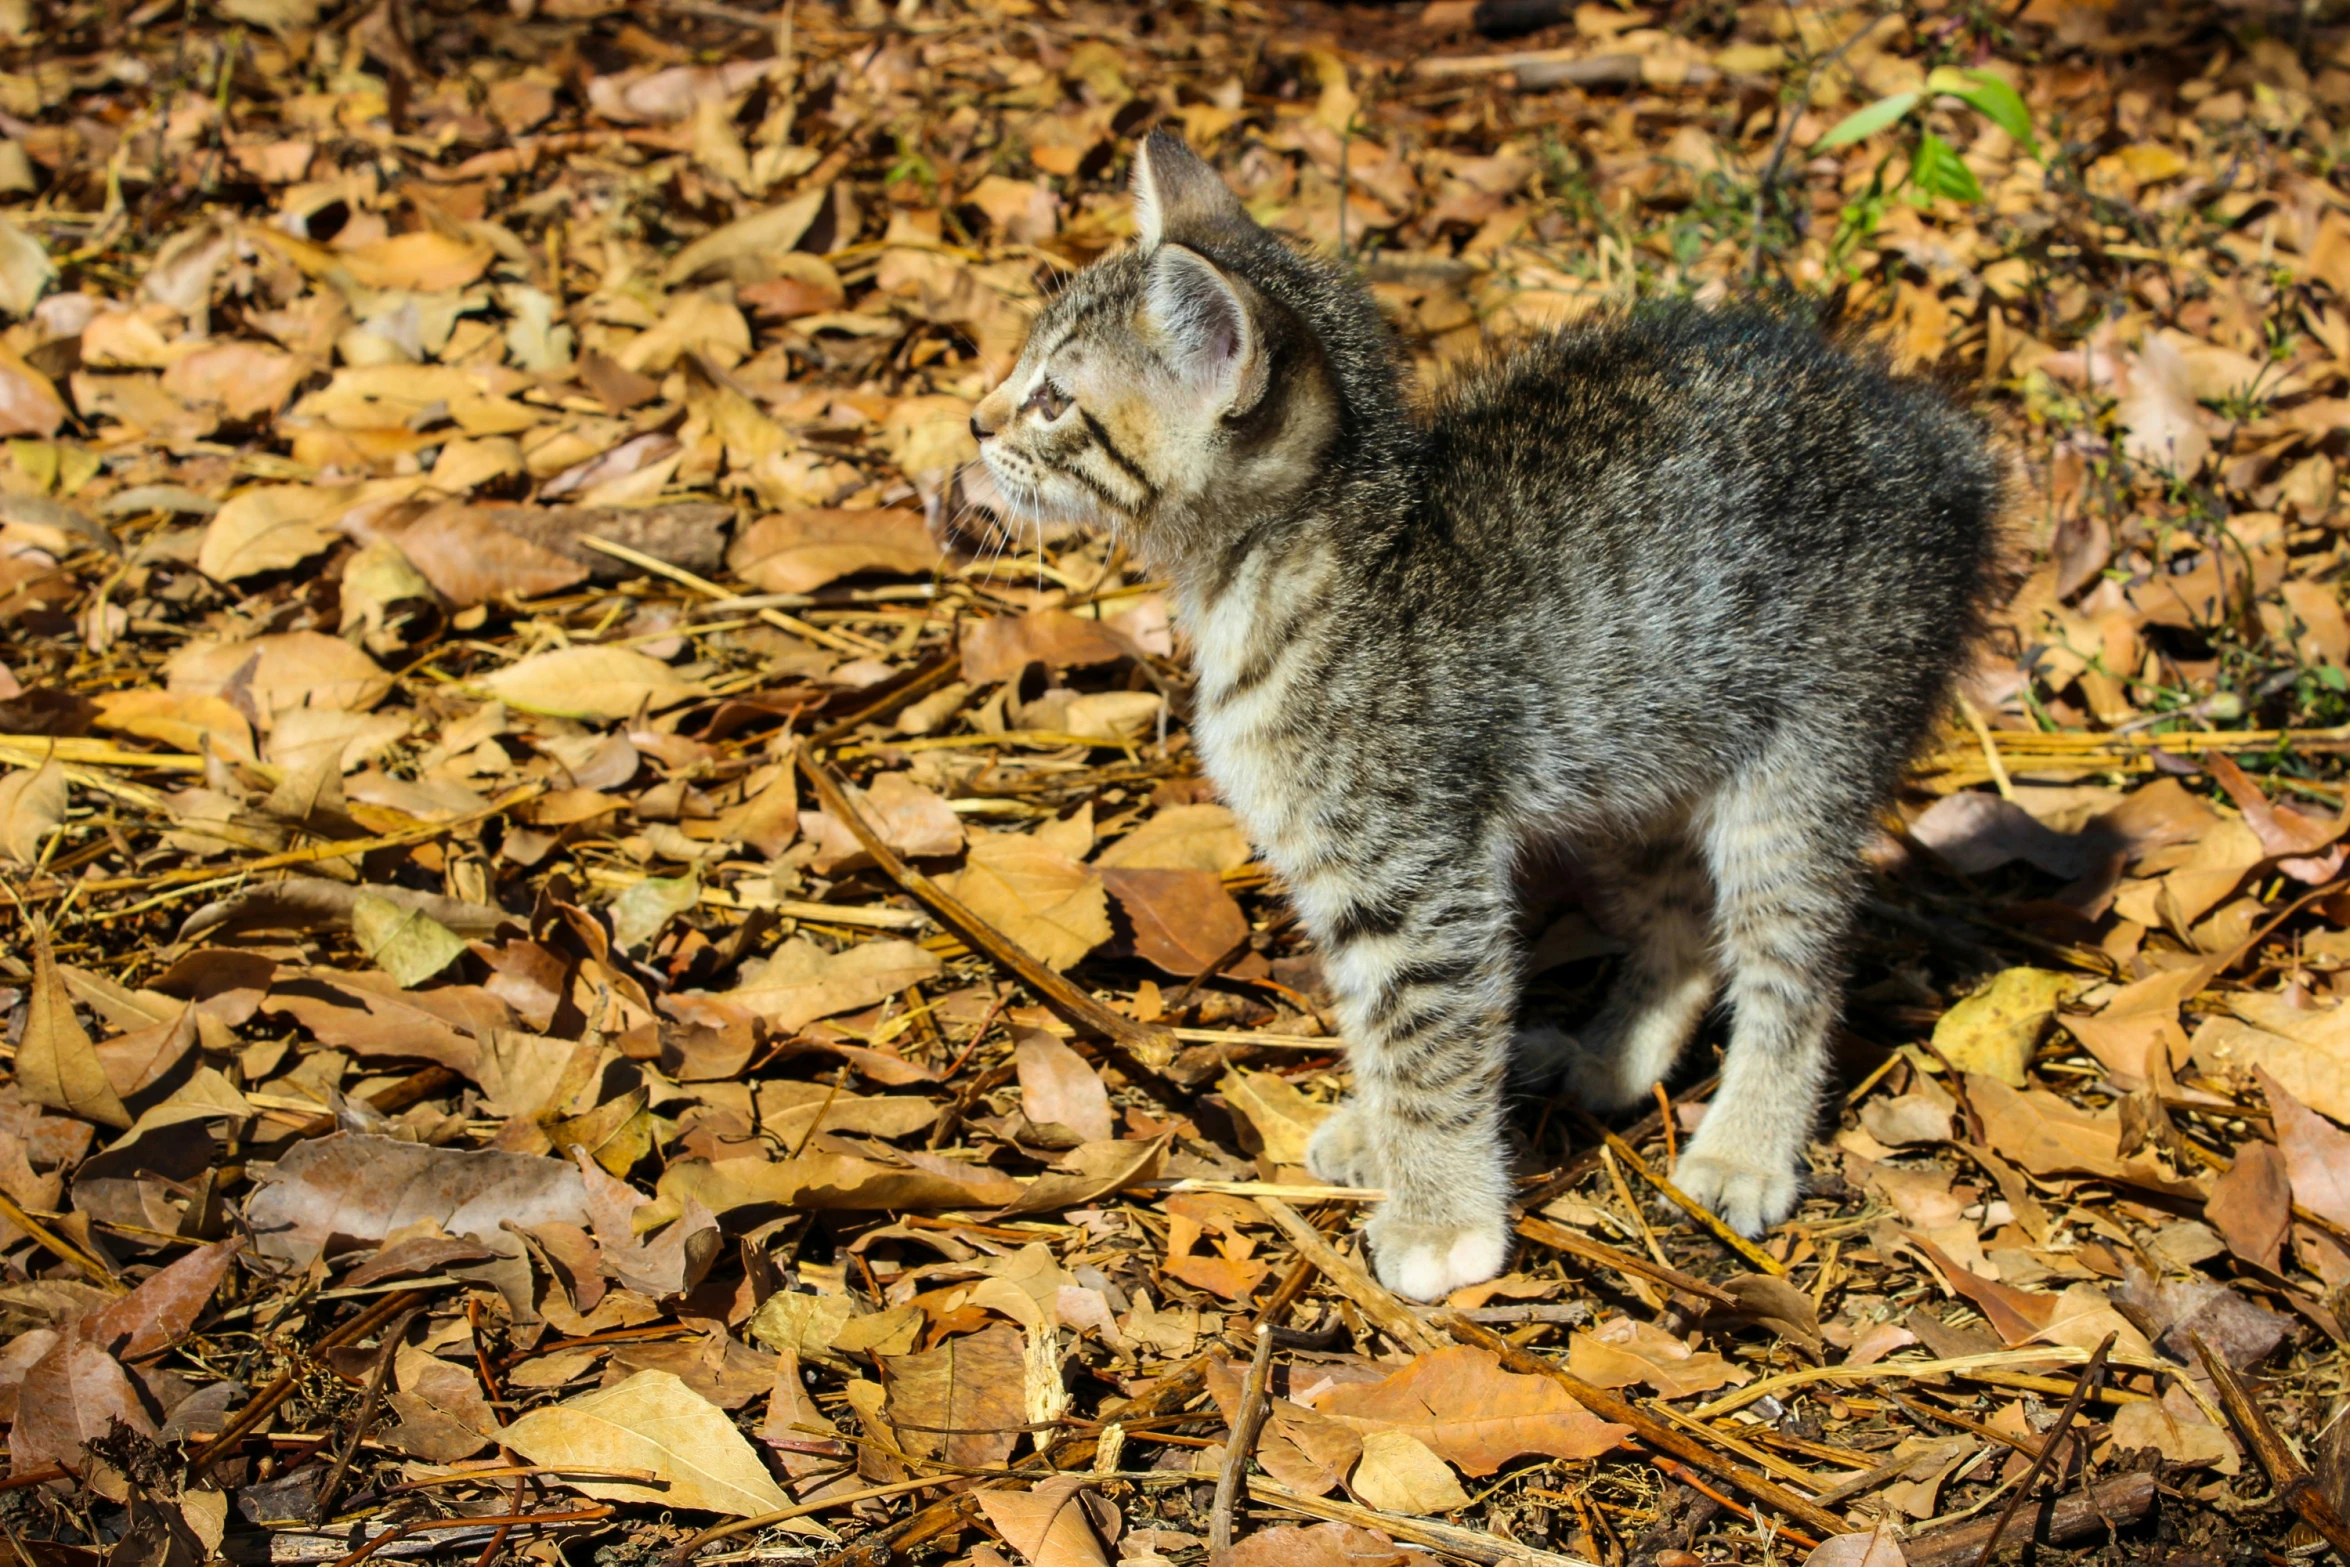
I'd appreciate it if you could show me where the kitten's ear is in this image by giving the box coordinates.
[1131,129,1246,251]
[1144,243,1267,415]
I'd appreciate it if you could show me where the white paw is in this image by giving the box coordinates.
[1562,1050,1660,1115]
[1366,1213,1511,1302]
[1671,1153,1800,1238]
[1306,1103,1381,1190]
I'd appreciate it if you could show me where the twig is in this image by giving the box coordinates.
[312,1305,422,1522]
[192,1287,436,1478]
[1688,1345,2151,1420]
[81,782,545,899]
[809,1355,1220,1567]
[1747,11,1887,280]
[1971,1331,2113,1567]
[327,1507,612,1567]
[1246,1250,1322,1336]
[662,1476,950,1566]
[1513,1215,1737,1308]
[581,536,885,657]
[1245,1475,1599,1567]
[1956,693,2016,801]
[1439,1314,1848,1541]
[1903,1473,2156,1567]
[1571,1109,1786,1275]
[1257,1197,1442,1354]
[0,1188,126,1292]
[288,1066,461,1140]
[794,742,1179,1069]
[1651,1457,1821,1552]
[805,653,964,745]
[1212,1323,1277,1555]
[1518,1071,1720,1209]
[2194,1330,2350,1557]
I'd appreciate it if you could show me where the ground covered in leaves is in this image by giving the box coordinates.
[2,0,2350,1565]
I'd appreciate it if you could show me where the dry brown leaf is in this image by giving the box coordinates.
[1095,803,1252,872]
[245,1132,589,1267]
[0,341,67,436]
[2262,1066,2350,1241]
[163,631,391,727]
[8,1338,153,1475]
[959,609,1129,685]
[1967,1075,2208,1198]
[729,508,944,593]
[1312,1346,1631,1473]
[2191,992,2350,1123]
[18,916,132,1130]
[1349,1427,1470,1514]
[89,689,255,758]
[1931,968,2072,1088]
[161,342,306,423]
[999,1135,1168,1218]
[939,830,1110,971]
[1220,1068,1332,1167]
[382,502,593,605]
[72,1237,238,1359]
[721,936,943,1032]
[884,1323,1029,1471]
[500,1369,805,1520]
[1219,1525,1409,1567]
[480,646,704,721]
[340,232,495,292]
[2206,1139,2291,1273]
[975,1476,1110,1567]
[653,1150,1024,1219]
[261,970,509,1078]
[0,750,64,864]
[1566,1315,1749,1398]
[1099,866,1248,975]
[864,770,963,857]
[1014,1030,1114,1143]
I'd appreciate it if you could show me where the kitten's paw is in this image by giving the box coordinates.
[1540,1026,1657,1114]
[1366,1212,1511,1302]
[1670,1154,1800,1238]
[1306,1103,1381,1190]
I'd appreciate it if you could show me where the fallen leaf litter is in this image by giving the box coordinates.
[0,1,2346,1566]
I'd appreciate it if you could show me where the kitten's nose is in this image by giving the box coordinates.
[970,409,998,441]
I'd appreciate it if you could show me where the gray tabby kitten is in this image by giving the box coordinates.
[971,132,1999,1300]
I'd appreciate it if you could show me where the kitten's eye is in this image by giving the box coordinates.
[1023,382,1072,421]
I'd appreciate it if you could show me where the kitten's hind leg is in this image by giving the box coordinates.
[1302,858,1519,1302]
[1535,832,1718,1112]
[1677,757,1862,1237]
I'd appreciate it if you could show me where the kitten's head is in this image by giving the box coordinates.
[971,132,1397,562]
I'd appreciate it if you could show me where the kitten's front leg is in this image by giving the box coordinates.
[1302,871,1518,1301]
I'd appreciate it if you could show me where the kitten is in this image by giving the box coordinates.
[971,131,2000,1301]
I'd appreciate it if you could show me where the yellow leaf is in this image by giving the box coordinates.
[479,646,704,721]
[1931,967,2073,1087]
[1219,1068,1332,1167]
[1350,1429,1469,1514]
[501,1370,820,1525]
[940,831,1111,971]
[0,750,63,864]
[17,916,132,1130]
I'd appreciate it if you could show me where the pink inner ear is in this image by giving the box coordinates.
[1149,248,1249,392]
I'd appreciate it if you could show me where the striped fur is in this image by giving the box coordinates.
[972,133,2001,1300]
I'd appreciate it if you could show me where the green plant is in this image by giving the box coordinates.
[1820,67,2038,264]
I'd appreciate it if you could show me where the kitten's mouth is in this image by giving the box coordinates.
[975,447,1116,533]
[947,452,1099,559]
